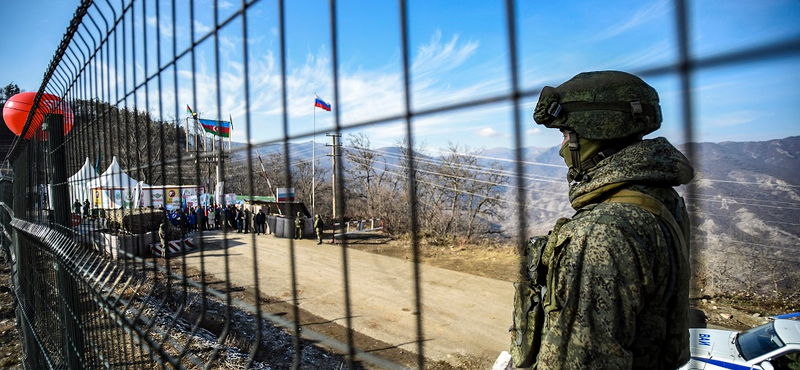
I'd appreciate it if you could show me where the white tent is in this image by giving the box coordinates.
[49,157,98,209]
[68,157,99,203]
[87,156,150,208]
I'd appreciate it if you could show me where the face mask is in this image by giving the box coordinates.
[558,141,573,167]
[558,136,606,165]
[558,133,610,182]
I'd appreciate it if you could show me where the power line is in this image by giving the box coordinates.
[694,178,800,189]
[685,193,800,207]
[698,247,800,265]
[698,210,800,228]
[686,196,800,211]
[698,234,799,252]
[348,144,565,185]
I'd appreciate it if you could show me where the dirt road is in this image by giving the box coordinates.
[182,230,514,368]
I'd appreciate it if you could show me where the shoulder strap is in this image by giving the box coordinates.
[601,189,686,251]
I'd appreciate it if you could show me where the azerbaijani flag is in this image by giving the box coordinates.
[198,119,231,137]
[186,104,194,116]
[314,96,331,111]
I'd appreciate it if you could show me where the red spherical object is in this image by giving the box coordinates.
[2,91,74,139]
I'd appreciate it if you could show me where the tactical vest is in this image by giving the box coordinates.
[510,188,690,369]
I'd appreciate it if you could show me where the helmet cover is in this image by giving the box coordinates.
[533,71,662,140]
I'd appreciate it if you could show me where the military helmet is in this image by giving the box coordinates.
[533,71,661,140]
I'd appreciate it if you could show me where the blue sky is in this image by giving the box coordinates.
[1,0,799,151]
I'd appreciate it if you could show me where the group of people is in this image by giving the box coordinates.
[230,204,267,234]
[294,212,326,244]
[161,204,325,243]
[163,204,246,234]
[72,199,91,219]
[72,198,106,227]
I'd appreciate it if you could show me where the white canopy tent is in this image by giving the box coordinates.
[67,157,99,204]
[86,156,150,209]
[49,157,97,210]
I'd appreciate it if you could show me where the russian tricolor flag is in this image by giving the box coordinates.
[315,96,331,111]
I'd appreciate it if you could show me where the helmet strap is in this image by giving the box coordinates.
[566,131,585,183]
[566,133,641,184]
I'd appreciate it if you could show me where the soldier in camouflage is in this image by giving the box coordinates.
[294,212,305,240]
[314,214,324,244]
[519,71,694,369]
[158,221,168,249]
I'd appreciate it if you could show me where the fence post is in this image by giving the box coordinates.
[46,113,84,369]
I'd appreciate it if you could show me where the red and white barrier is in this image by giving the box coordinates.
[150,238,194,257]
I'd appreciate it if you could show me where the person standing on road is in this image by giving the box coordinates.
[314,214,324,244]
[511,71,693,370]
[208,206,216,231]
[83,199,91,219]
[73,199,82,218]
[294,212,305,240]
[194,206,204,231]
[158,221,168,248]
[255,209,266,235]
[177,210,187,239]
[236,206,244,233]
[229,205,236,230]
[244,207,252,234]
[99,208,106,229]
[187,210,196,233]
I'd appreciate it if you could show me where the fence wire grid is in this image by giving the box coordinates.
[0,0,799,369]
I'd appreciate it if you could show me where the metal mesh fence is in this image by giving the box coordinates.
[0,0,798,369]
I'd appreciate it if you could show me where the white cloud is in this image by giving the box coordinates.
[600,39,674,69]
[703,110,765,128]
[165,30,501,146]
[526,128,542,135]
[194,21,212,34]
[590,0,671,41]
[477,127,510,139]
[146,15,174,38]
[412,30,479,81]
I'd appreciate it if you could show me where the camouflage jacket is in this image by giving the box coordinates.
[537,137,694,370]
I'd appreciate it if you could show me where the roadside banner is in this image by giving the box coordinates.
[151,188,164,208]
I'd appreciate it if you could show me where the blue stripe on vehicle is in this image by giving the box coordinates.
[691,357,752,370]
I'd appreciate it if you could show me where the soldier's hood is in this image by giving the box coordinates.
[568,137,694,209]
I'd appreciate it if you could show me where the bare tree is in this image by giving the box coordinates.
[343,133,393,218]
[390,139,509,242]
[428,143,509,240]
[391,136,430,234]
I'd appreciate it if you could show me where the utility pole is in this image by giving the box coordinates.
[326,133,341,219]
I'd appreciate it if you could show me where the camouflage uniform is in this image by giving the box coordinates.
[524,71,693,370]
[294,212,304,239]
[313,215,324,244]
[158,221,168,248]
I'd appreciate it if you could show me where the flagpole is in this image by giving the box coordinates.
[312,94,316,217]
[185,117,189,152]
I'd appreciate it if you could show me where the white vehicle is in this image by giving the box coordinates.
[679,318,800,370]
